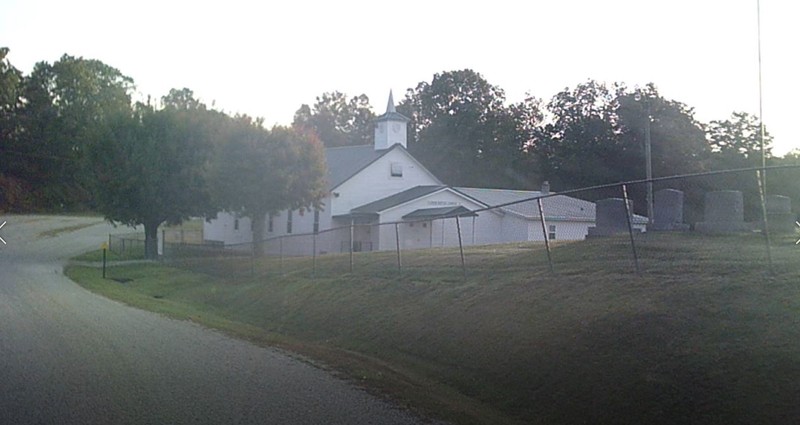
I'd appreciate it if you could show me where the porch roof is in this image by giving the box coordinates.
[349,185,447,214]
[402,206,477,220]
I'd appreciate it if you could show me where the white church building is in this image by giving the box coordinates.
[204,93,628,255]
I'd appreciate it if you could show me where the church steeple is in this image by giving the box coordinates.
[386,90,397,113]
[374,90,410,150]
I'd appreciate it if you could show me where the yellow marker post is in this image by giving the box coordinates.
[101,242,108,279]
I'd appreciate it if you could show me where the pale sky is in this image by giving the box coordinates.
[1,0,797,154]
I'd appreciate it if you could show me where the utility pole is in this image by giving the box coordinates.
[644,100,654,226]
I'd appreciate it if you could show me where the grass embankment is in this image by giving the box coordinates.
[72,248,143,262]
[66,233,800,425]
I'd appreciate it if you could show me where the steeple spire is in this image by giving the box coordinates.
[386,90,396,113]
[373,89,410,150]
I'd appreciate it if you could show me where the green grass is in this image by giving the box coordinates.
[71,248,146,262]
[66,232,800,425]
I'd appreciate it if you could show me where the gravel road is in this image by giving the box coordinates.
[0,215,432,425]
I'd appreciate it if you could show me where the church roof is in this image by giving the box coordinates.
[453,187,647,224]
[374,111,411,123]
[454,187,596,221]
[402,206,477,220]
[324,145,390,190]
[349,185,447,215]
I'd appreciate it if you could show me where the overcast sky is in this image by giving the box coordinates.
[1,0,797,154]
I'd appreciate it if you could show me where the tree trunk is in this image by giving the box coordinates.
[144,221,160,260]
[251,211,266,257]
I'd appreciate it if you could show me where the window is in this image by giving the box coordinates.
[268,213,274,233]
[390,162,403,177]
[548,224,556,240]
[234,218,239,231]
[287,210,293,234]
[313,209,320,234]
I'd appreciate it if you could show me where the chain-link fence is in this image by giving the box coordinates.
[109,228,205,260]
[118,165,800,281]
[108,233,146,259]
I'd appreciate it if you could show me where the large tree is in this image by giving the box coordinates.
[210,120,327,255]
[707,111,772,166]
[532,81,713,217]
[768,151,800,218]
[616,84,710,178]
[15,54,134,209]
[619,85,711,219]
[292,91,375,147]
[532,80,627,197]
[0,47,25,210]
[400,69,538,188]
[0,47,21,119]
[89,90,220,259]
[705,111,775,221]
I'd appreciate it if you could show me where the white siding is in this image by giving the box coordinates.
[501,215,529,243]
[204,212,253,245]
[525,220,593,241]
[376,189,493,250]
[330,148,440,217]
[204,196,335,251]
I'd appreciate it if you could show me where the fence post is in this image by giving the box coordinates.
[756,169,774,274]
[349,219,354,273]
[250,241,255,278]
[279,236,284,276]
[472,216,476,245]
[456,216,467,281]
[441,218,445,246]
[537,198,555,273]
[312,232,317,278]
[621,184,641,275]
[395,223,402,276]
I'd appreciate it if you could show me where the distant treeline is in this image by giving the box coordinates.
[2,49,798,224]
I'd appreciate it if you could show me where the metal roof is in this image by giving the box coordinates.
[402,206,477,220]
[374,111,410,123]
[324,145,389,190]
[454,187,596,222]
[454,187,647,224]
[350,185,446,214]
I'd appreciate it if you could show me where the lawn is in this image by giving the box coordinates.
[66,232,800,424]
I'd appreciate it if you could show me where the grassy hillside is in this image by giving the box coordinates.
[67,233,800,424]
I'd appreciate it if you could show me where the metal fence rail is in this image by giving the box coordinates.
[108,233,145,259]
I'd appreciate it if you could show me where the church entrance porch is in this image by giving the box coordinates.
[333,215,378,252]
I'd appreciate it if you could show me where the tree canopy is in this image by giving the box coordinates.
[708,111,772,165]
[210,119,327,254]
[10,54,134,209]
[2,45,795,223]
[88,92,221,259]
[399,69,542,188]
[292,91,374,147]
